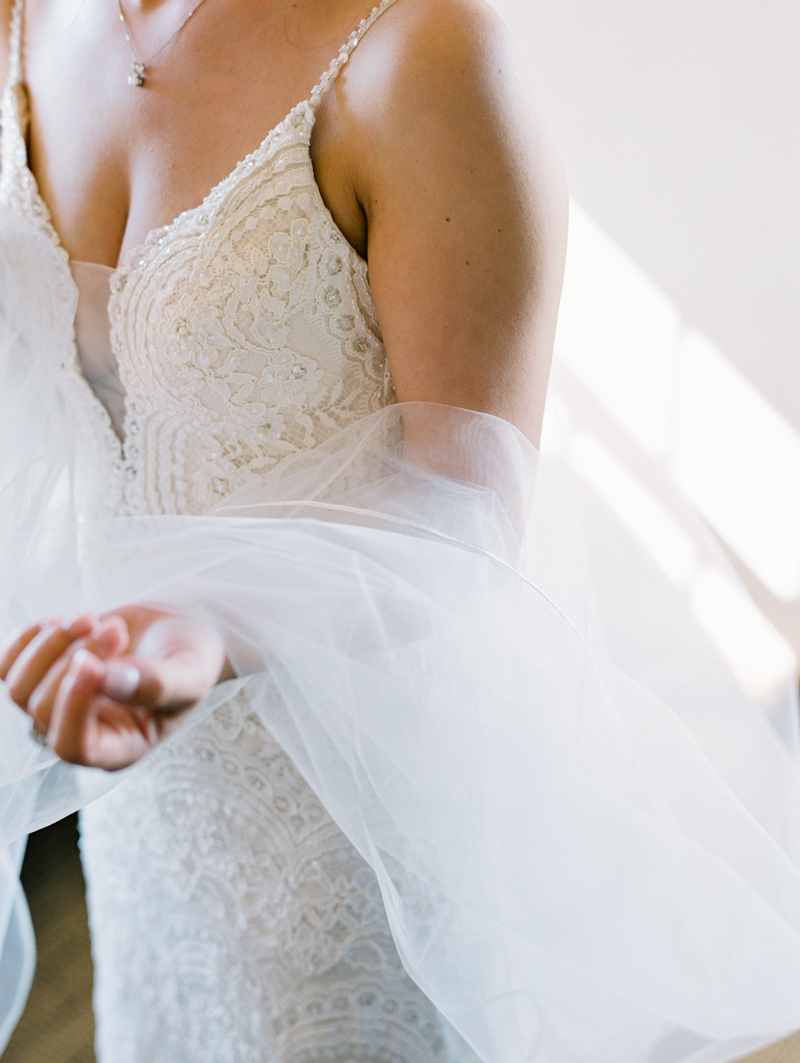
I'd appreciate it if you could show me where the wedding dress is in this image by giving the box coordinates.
[3,0,800,1061]
[1,1,484,1060]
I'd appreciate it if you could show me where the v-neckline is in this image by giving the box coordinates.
[0,0,395,466]
[15,95,322,287]
[0,79,326,466]
[5,0,397,281]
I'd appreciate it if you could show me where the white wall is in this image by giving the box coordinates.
[490,0,800,661]
[493,0,799,423]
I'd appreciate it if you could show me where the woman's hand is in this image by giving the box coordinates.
[0,606,234,770]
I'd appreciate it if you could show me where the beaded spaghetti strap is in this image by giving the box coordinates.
[5,0,24,90]
[309,0,400,109]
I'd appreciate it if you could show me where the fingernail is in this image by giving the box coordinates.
[65,614,95,637]
[94,619,121,647]
[104,662,141,701]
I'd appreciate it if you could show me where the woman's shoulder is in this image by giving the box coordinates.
[319,0,568,438]
[350,0,522,104]
[333,0,555,179]
[375,0,511,49]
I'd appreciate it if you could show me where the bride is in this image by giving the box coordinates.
[0,0,565,761]
[0,0,568,1058]
[2,0,800,1060]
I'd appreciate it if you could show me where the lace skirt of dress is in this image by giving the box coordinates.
[80,691,477,1063]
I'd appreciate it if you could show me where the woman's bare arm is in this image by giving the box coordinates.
[329,0,568,443]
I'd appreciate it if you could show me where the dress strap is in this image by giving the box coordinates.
[5,0,24,88]
[309,0,401,109]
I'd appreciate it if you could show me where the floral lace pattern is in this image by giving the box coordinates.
[111,104,393,516]
[0,1,481,1059]
[80,692,469,1063]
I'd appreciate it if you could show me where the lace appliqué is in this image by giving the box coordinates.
[111,104,393,516]
[80,693,464,1063]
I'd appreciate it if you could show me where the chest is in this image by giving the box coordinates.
[21,0,370,265]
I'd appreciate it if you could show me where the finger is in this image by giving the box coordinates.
[87,615,129,660]
[3,614,98,711]
[48,651,154,770]
[0,622,46,680]
[28,617,129,733]
[77,699,157,771]
[103,650,213,711]
[46,649,107,764]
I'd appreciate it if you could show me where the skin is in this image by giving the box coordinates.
[0,0,568,768]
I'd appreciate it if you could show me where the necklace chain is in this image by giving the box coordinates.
[117,0,212,87]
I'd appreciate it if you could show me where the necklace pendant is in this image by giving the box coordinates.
[128,62,145,87]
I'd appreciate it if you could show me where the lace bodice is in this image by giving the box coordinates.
[111,100,394,516]
[0,2,479,1060]
[0,0,395,518]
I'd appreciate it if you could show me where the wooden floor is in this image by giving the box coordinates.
[747,1038,800,1063]
[2,815,95,1063]
[2,817,799,1063]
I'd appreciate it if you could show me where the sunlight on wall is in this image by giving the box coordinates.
[550,201,799,699]
[568,429,697,589]
[555,206,680,459]
[673,332,800,600]
[689,568,797,697]
[563,425,796,700]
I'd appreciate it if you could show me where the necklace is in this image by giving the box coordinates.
[117,0,212,87]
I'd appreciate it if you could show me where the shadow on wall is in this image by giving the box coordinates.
[545,201,800,704]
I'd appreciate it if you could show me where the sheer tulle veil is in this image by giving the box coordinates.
[2,66,800,1063]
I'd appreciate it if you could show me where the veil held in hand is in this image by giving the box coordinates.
[2,207,800,1063]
